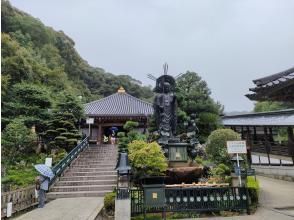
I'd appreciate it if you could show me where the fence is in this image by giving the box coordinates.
[1,137,89,218]
[130,187,249,216]
[1,186,37,218]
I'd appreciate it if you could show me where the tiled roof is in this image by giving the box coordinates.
[222,109,294,126]
[252,67,294,87]
[84,92,154,117]
[246,67,294,101]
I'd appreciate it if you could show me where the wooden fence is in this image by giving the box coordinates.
[1,186,37,218]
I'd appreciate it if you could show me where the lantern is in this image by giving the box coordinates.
[115,152,131,199]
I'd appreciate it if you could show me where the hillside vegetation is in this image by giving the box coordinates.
[1,0,152,189]
[1,0,153,127]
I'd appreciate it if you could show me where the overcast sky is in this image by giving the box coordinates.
[10,0,294,112]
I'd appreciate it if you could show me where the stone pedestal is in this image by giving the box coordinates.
[231,173,246,187]
[115,199,130,220]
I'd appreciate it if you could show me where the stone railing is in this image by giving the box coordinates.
[1,185,37,218]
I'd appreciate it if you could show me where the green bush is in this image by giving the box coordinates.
[56,128,67,133]
[123,121,139,131]
[128,140,168,177]
[61,132,76,138]
[247,176,259,204]
[206,129,240,166]
[195,156,203,165]
[117,121,147,153]
[104,192,115,211]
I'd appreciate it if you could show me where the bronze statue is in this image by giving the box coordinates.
[154,75,177,139]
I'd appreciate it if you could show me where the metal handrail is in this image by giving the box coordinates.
[49,136,89,186]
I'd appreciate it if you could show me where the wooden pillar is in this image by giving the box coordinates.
[264,127,271,165]
[287,126,294,164]
[246,126,252,166]
[269,127,274,142]
[253,127,257,142]
[241,126,244,139]
[97,124,102,145]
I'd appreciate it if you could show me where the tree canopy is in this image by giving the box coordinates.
[176,71,223,142]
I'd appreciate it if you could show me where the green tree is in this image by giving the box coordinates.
[2,82,52,130]
[206,128,240,166]
[254,101,290,112]
[128,140,168,177]
[176,71,222,142]
[43,93,84,151]
[117,121,146,152]
[2,119,37,163]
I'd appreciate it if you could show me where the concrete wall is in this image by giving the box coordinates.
[252,165,294,181]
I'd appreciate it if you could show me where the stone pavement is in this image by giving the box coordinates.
[181,175,294,220]
[14,197,103,220]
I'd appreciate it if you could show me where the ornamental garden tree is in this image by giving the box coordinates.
[128,140,168,179]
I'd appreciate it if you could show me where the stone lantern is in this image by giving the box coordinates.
[115,152,131,199]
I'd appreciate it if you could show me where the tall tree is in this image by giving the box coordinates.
[176,71,222,142]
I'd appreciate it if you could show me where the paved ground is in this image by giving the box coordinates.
[13,176,294,220]
[14,197,104,220]
[182,175,294,220]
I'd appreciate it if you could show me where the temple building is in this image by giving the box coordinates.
[82,87,153,144]
[222,67,294,179]
[246,67,294,102]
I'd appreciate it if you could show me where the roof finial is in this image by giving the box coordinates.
[117,86,126,93]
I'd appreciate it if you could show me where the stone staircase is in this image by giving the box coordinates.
[48,144,117,199]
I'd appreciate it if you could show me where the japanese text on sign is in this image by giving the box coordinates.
[227,141,247,154]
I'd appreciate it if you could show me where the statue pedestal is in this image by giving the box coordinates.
[165,166,204,184]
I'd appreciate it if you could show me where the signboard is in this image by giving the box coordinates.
[45,158,52,167]
[86,118,94,124]
[227,141,247,154]
[6,202,12,217]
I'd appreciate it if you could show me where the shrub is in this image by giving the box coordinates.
[128,140,168,177]
[56,128,67,133]
[118,121,146,153]
[247,176,259,205]
[206,129,240,166]
[61,132,76,138]
[195,156,203,165]
[210,163,231,184]
[123,121,139,131]
[104,192,115,211]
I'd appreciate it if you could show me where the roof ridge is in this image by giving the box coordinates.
[253,66,294,86]
[123,92,153,106]
[84,92,122,106]
[223,108,294,118]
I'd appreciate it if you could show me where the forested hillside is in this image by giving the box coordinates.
[1,0,153,188]
[1,0,153,127]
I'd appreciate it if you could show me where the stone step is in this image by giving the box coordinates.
[56,179,116,186]
[65,171,117,176]
[79,155,117,158]
[78,155,117,158]
[72,163,116,167]
[69,167,115,172]
[71,164,115,168]
[77,157,117,161]
[60,175,117,181]
[51,184,115,192]
[72,160,117,164]
[47,190,111,199]
[72,162,116,166]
